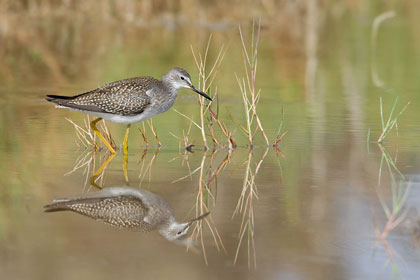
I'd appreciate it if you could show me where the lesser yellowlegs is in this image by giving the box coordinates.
[46,67,212,154]
[44,186,209,242]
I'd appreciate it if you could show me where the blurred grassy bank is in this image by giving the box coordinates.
[1,0,419,89]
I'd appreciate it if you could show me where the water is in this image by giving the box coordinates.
[1,4,420,280]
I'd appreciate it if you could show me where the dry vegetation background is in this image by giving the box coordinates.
[1,0,418,87]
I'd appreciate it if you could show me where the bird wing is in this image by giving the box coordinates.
[60,77,159,116]
[45,195,154,231]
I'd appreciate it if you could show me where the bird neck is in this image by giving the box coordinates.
[161,79,179,96]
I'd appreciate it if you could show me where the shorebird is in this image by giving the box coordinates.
[46,68,212,154]
[44,186,209,243]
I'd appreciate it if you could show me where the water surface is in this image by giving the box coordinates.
[1,4,420,280]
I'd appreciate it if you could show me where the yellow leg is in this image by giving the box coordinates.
[123,152,129,184]
[122,124,131,155]
[89,153,116,189]
[122,124,131,183]
[90,117,116,154]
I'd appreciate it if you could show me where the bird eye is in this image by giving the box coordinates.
[180,76,185,80]
[177,231,182,235]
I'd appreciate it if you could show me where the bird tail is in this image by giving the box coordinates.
[44,200,72,212]
[45,94,74,103]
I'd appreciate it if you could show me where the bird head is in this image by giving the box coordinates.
[163,68,212,101]
[160,212,210,241]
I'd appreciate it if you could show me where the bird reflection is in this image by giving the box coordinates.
[45,186,209,244]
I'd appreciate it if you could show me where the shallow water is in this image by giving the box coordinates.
[1,4,420,280]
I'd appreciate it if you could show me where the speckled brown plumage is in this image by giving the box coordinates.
[45,186,211,243]
[46,67,212,124]
[47,195,154,231]
[48,77,160,116]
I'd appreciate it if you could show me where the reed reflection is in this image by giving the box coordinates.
[172,149,229,263]
[63,138,281,266]
[373,143,412,273]
[66,146,160,189]
[233,147,269,268]
[66,151,119,189]
[45,186,209,245]
[138,146,161,186]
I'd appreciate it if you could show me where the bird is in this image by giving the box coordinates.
[44,186,209,243]
[46,68,212,154]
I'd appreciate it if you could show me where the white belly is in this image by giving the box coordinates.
[56,105,160,124]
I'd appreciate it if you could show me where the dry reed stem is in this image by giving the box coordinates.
[138,122,149,147]
[66,117,96,149]
[208,100,220,148]
[99,120,115,148]
[173,108,210,150]
[189,35,228,149]
[237,20,270,147]
[67,116,116,151]
[146,119,161,147]
[169,110,195,151]
[182,120,194,148]
[228,133,237,149]
[273,131,288,147]
[138,120,162,147]
[185,120,194,147]
[236,74,253,145]
[173,109,202,130]
[273,110,287,147]
[208,105,235,149]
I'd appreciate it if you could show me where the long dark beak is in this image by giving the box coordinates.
[187,212,210,226]
[190,85,212,101]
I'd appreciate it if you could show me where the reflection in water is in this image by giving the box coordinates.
[412,214,420,249]
[89,153,117,189]
[138,147,161,186]
[64,145,228,262]
[190,150,228,263]
[173,149,228,263]
[65,115,168,188]
[64,144,272,265]
[44,186,209,245]
[373,144,412,271]
[66,151,117,189]
[233,148,269,268]
[66,148,132,189]
[370,11,396,89]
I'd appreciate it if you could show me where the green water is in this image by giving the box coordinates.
[1,4,420,280]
